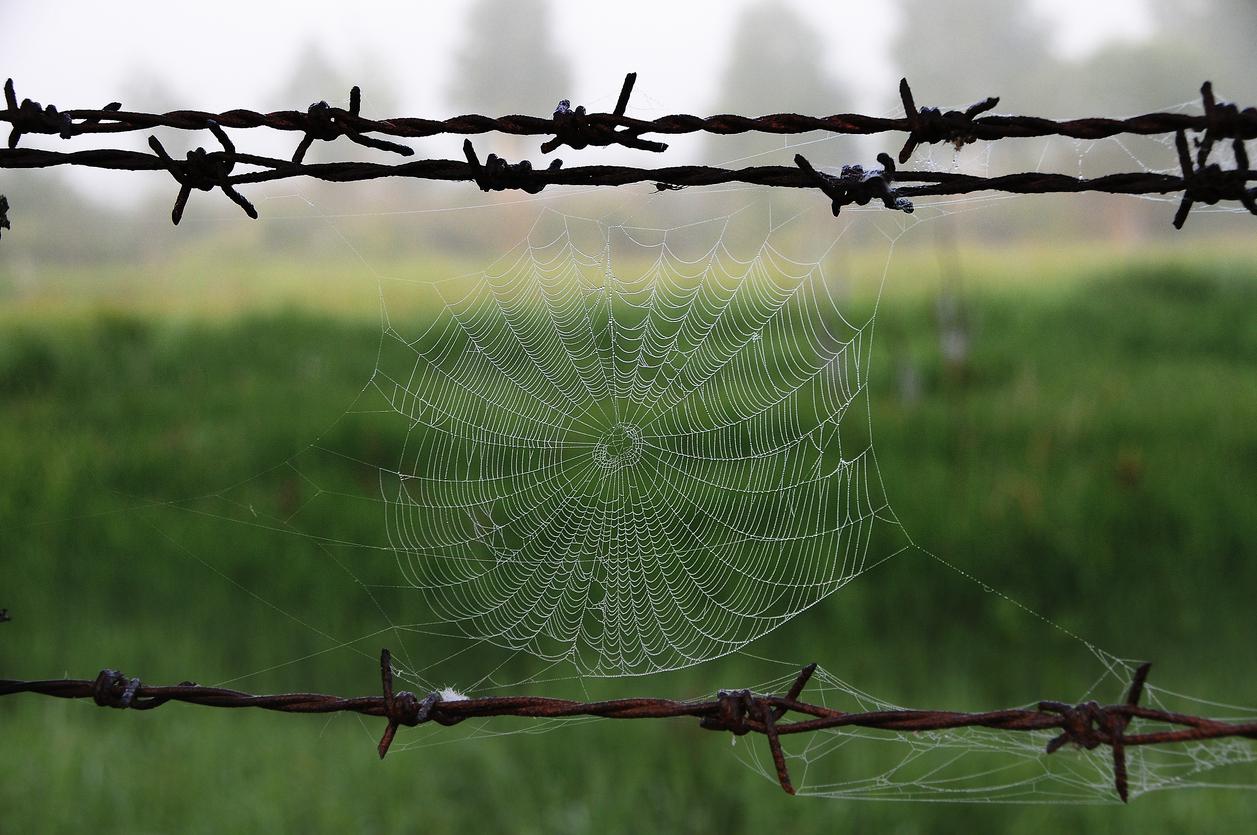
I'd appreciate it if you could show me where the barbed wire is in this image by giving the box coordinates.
[1,76,1255,232]
[3,646,1257,802]
[5,75,1256,154]
[1,135,1253,230]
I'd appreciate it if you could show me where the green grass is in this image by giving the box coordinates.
[2,248,1257,832]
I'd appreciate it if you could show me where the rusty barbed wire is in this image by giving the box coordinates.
[4,76,1255,152]
[3,650,1257,802]
[0,76,1255,233]
[1,136,1253,230]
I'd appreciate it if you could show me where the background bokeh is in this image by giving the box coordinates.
[2,1,1256,831]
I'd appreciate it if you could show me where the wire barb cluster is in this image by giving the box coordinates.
[794,151,913,216]
[1,75,1255,234]
[4,651,1257,801]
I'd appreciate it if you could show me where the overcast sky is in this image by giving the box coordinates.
[5,0,1151,116]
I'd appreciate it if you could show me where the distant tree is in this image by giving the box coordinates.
[272,42,354,112]
[1061,41,1194,115]
[892,0,1056,108]
[119,70,193,158]
[1147,0,1256,100]
[446,0,572,116]
[707,0,848,164]
[270,41,399,118]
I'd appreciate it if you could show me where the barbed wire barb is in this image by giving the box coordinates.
[794,152,914,216]
[148,121,258,224]
[897,78,999,164]
[1172,128,1257,228]
[541,72,668,154]
[291,85,414,164]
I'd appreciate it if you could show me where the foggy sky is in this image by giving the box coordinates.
[4,0,1150,116]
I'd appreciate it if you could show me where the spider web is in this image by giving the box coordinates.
[372,208,896,675]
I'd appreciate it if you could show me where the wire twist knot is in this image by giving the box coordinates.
[149,121,258,225]
[701,689,756,736]
[898,78,999,163]
[541,73,667,154]
[1042,700,1117,751]
[463,139,562,194]
[795,152,914,216]
[92,669,143,709]
[291,86,413,164]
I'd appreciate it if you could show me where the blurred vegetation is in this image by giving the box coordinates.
[1,238,1255,832]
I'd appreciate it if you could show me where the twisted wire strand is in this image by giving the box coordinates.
[4,77,1254,147]
[3,651,1256,801]
[2,144,1246,228]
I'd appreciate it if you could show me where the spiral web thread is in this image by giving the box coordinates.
[373,206,899,677]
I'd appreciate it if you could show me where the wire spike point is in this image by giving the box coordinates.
[149,120,257,225]
[542,71,667,154]
[292,85,413,164]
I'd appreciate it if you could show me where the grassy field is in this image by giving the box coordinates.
[2,241,1256,832]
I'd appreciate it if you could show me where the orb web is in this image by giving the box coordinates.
[374,210,894,675]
